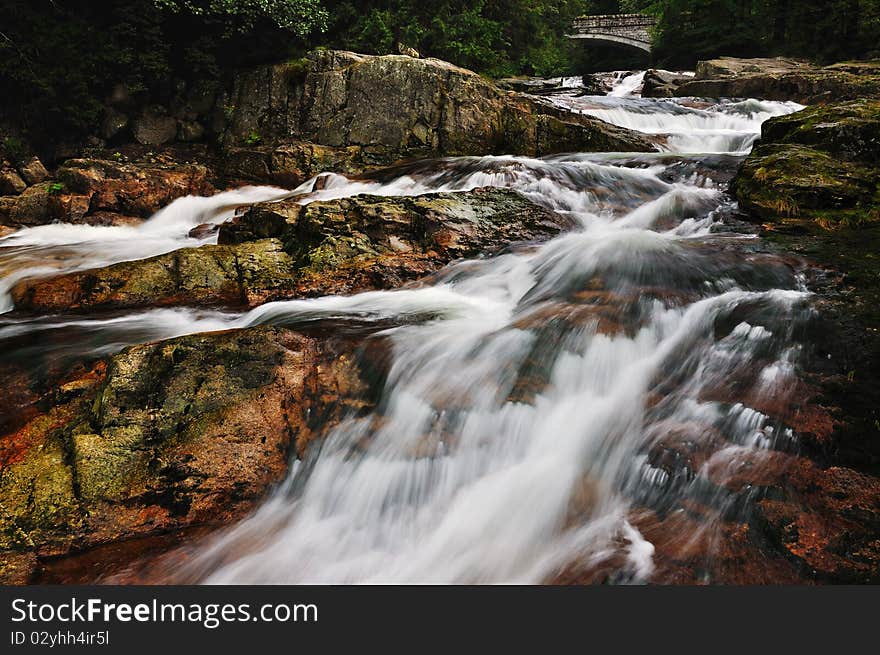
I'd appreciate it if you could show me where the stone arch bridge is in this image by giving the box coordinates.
[568,14,657,53]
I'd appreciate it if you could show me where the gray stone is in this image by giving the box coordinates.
[133,107,178,145]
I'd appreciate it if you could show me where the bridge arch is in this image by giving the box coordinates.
[568,14,656,53]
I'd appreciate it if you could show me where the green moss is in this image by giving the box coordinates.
[733,143,880,228]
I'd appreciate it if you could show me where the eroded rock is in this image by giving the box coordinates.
[675,57,880,103]
[0,326,376,582]
[222,49,653,184]
[12,188,574,311]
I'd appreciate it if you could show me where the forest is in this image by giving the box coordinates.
[1,0,879,144]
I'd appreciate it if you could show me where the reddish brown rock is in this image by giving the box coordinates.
[0,326,378,583]
[57,158,214,218]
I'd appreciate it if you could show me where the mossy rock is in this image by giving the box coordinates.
[760,100,880,163]
[733,143,880,228]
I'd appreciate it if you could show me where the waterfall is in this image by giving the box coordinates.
[0,76,806,584]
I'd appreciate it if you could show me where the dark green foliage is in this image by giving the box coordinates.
[608,0,880,67]
[320,1,589,77]
[0,0,326,148]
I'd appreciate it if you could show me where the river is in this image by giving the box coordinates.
[0,72,810,583]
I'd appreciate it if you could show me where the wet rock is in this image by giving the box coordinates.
[732,100,880,230]
[733,143,878,228]
[0,326,374,582]
[188,222,218,239]
[675,58,880,103]
[17,156,49,185]
[132,106,178,146]
[13,188,574,312]
[57,157,214,218]
[222,141,366,188]
[753,458,880,582]
[641,69,692,98]
[11,239,297,311]
[759,99,880,163]
[223,49,654,170]
[0,156,215,228]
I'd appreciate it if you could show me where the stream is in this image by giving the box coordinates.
[0,72,810,583]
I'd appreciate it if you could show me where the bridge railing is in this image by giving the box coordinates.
[572,14,657,30]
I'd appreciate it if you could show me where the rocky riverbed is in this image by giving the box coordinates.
[1,52,879,585]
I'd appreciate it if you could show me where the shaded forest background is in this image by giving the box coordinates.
[1,0,879,146]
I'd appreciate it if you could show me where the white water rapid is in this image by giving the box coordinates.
[0,74,808,584]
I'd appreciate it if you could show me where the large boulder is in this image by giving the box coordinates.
[0,326,375,582]
[132,106,179,146]
[641,70,694,98]
[731,100,880,229]
[221,50,654,185]
[12,188,575,312]
[675,57,880,103]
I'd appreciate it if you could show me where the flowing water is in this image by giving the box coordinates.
[0,73,810,583]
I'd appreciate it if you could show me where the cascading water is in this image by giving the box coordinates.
[0,74,808,584]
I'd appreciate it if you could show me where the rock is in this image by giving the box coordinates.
[188,222,218,239]
[17,157,48,185]
[759,99,880,163]
[0,326,375,580]
[675,57,880,103]
[133,106,179,145]
[221,187,577,298]
[397,42,420,58]
[223,49,653,170]
[733,143,878,228]
[641,69,692,98]
[695,57,815,79]
[12,239,296,311]
[12,188,575,312]
[178,120,205,143]
[731,100,880,230]
[0,168,27,195]
[57,157,214,218]
[222,141,366,187]
[0,156,215,228]
[753,458,880,582]
[100,108,130,141]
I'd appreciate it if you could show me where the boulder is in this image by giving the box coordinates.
[0,168,27,195]
[675,57,880,103]
[641,69,693,98]
[0,326,375,581]
[100,108,130,141]
[223,49,653,171]
[731,100,880,229]
[222,141,366,187]
[0,157,215,227]
[695,57,815,79]
[17,156,49,185]
[12,188,575,312]
[133,106,179,146]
